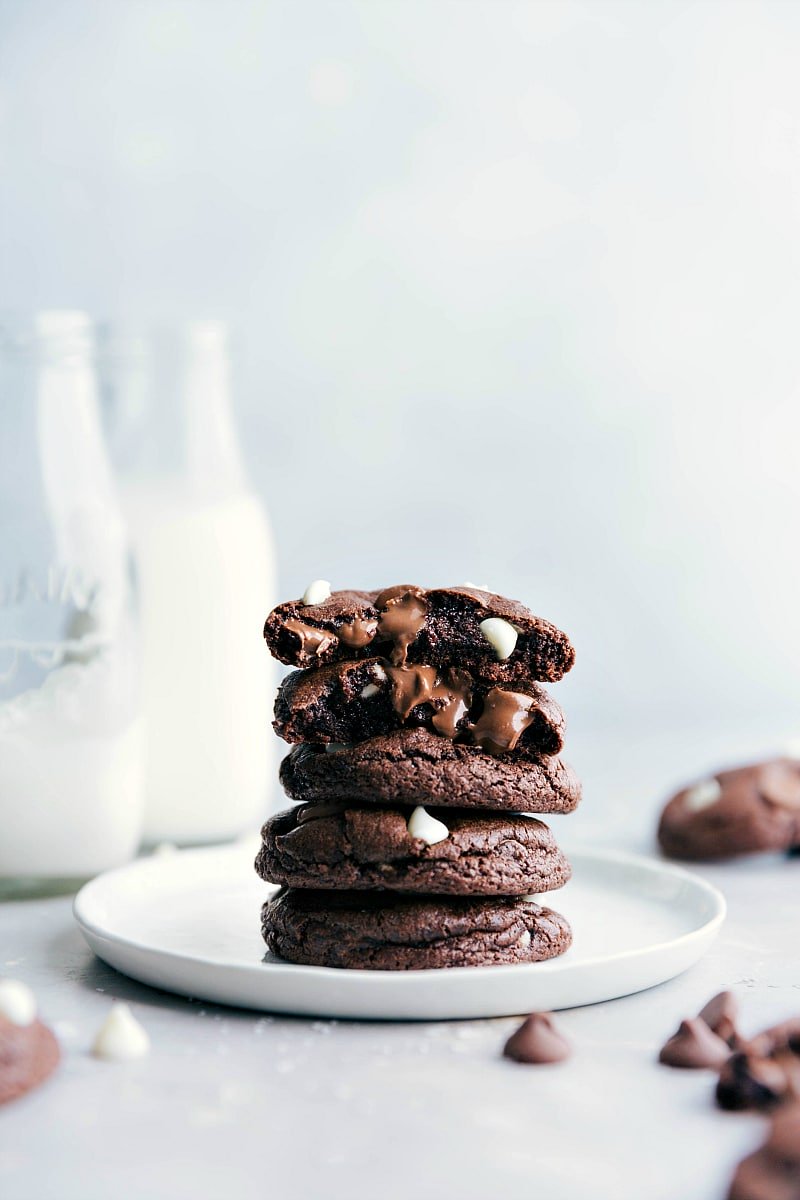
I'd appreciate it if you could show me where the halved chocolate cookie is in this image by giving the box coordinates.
[658,760,800,861]
[261,889,572,970]
[279,729,581,813]
[273,657,565,756]
[256,804,571,896]
[264,585,575,684]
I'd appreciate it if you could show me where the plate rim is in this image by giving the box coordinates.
[73,843,727,985]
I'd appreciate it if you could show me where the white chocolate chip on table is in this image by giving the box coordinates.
[301,579,332,606]
[92,1003,151,1061]
[479,617,519,661]
[407,806,449,846]
[0,979,37,1027]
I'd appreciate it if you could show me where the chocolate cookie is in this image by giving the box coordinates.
[280,729,582,813]
[273,657,565,756]
[261,889,572,970]
[0,1016,60,1106]
[264,585,575,684]
[255,803,571,896]
[658,760,800,861]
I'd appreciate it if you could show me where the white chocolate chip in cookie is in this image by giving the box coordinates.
[301,579,331,606]
[361,663,387,698]
[461,581,491,592]
[92,1003,150,1061]
[781,737,800,760]
[0,979,37,1026]
[407,806,449,846]
[479,617,519,661]
[684,778,722,812]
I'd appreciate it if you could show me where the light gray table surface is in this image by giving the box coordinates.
[1,715,797,1200]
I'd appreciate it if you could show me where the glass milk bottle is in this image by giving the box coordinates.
[0,312,144,896]
[100,321,277,844]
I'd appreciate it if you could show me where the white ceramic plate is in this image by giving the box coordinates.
[74,841,725,1021]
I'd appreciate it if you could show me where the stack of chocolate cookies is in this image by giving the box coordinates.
[257,584,580,970]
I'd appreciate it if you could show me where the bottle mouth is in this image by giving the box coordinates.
[0,310,94,365]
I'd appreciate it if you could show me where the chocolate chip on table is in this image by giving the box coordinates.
[659,1018,731,1070]
[698,990,740,1048]
[717,1016,800,1113]
[503,1013,571,1065]
[717,1052,794,1112]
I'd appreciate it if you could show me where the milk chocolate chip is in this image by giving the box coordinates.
[374,586,428,666]
[283,618,338,658]
[471,688,538,753]
[337,616,378,649]
[503,1013,571,1065]
[384,665,473,738]
[659,1018,731,1070]
[717,1052,793,1112]
[699,991,740,1048]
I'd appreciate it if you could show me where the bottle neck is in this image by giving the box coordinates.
[0,312,129,648]
[182,322,245,496]
[100,320,247,502]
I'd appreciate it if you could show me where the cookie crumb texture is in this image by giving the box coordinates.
[262,889,572,970]
[256,804,571,896]
[0,1016,60,1106]
[264,586,575,684]
[280,729,582,813]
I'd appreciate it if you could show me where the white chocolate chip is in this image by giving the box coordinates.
[684,778,722,812]
[407,805,449,846]
[518,930,532,949]
[0,979,37,1026]
[361,665,387,699]
[301,579,331,606]
[92,1003,150,1061]
[479,617,519,661]
[461,581,491,592]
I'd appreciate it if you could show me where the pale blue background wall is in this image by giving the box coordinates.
[2,0,799,739]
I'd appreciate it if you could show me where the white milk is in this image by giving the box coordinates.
[0,656,144,880]
[123,484,276,844]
